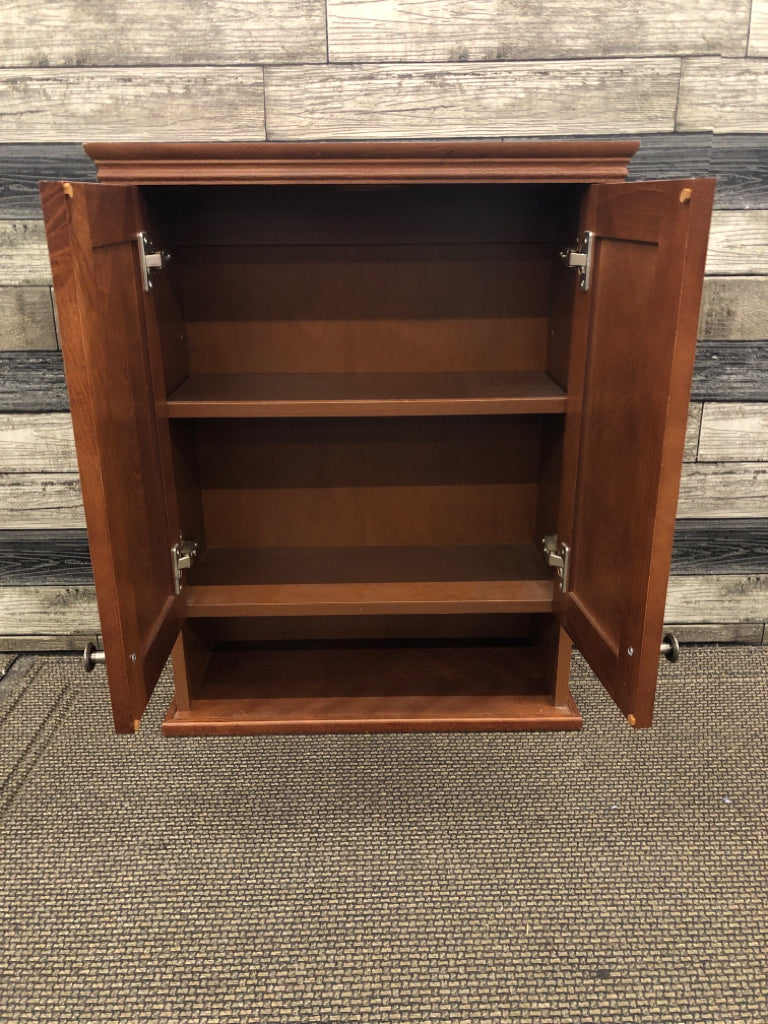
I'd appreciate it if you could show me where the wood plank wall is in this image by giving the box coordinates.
[0,0,766,649]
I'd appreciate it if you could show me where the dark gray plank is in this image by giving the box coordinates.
[0,144,96,220]
[0,529,92,586]
[0,286,56,349]
[691,342,768,401]
[671,520,768,575]
[0,351,67,411]
[711,135,768,210]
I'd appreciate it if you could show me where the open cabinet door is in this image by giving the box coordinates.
[40,182,180,733]
[556,178,714,727]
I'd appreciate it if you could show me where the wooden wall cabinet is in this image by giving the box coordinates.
[40,142,714,736]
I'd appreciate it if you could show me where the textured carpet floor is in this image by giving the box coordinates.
[0,648,766,1023]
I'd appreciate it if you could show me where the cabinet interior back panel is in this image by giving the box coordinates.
[191,416,545,548]
[179,243,553,375]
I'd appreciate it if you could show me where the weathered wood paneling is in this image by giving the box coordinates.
[0,221,51,285]
[677,57,768,133]
[1,1,326,67]
[0,633,100,652]
[0,352,67,411]
[710,135,768,209]
[0,69,266,143]
[327,0,749,63]
[678,463,768,519]
[0,144,96,220]
[699,276,768,338]
[665,574,768,622]
[626,132,712,182]
[697,403,768,462]
[705,211,768,275]
[264,61,681,139]
[662,622,765,643]
[0,413,77,473]
[691,342,768,401]
[0,530,92,586]
[0,286,56,349]
[0,585,98,634]
[0,473,85,530]
[748,0,768,56]
[671,520,768,575]
[684,402,703,462]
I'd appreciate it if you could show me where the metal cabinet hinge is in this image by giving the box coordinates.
[559,230,593,292]
[172,538,198,594]
[542,534,571,593]
[137,231,171,293]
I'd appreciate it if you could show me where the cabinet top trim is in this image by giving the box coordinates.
[84,141,639,186]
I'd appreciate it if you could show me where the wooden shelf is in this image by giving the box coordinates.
[162,644,582,735]
[185,544,554,617]
[165,371,567,418]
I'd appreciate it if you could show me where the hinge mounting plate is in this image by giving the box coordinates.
[172,538,198,595]
[559,230,593,292]
[137,231,171,293]
[542,534,571,593]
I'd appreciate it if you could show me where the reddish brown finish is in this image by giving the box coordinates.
[165,371,567,418]
[40,141,711,735]
[161,645,583,736]
[39,182,180,732]
[85,141,639,186]
[555,178,715,727]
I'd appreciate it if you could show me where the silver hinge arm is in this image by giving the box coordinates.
[137,232,171,293]
[559,230,593,292]
[172,539,198,594]
[542,534,571,593]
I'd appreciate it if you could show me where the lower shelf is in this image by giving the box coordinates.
[162,643,582,735]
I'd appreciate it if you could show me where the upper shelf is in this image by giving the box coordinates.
[165,371,567,418]
[84,140,640,186]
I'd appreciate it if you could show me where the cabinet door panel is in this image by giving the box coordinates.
[557,178,715,727]
[40,182,179,732]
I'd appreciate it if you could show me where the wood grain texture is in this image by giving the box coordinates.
[327,0,749,62]
[0,144,97,220]
[699,276,768,338]
[677,57,768,132]
[691,342,768,401]
[0,287,56,349]
[661,622,765,643]
[0,221,51,285]
[0,530,92,586]
[0,413,77,472]
[705,211,768,274]
[665,574,768,622]
[750,1,768,55]
[0,634,100,651]
[710,135,768,209]
[0,352,67,411]
[671,520,768,575]
[0,585,98,634]
[626,132,712,182]
[678,463,768,518]
[264,61,681,140]
[0,1,326,67]
[0,69,266,142]
[684,402,703,461]
[0,472,85,529]
[697,403,768,462]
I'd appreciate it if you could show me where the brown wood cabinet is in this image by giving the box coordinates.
[40,142,714,736]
